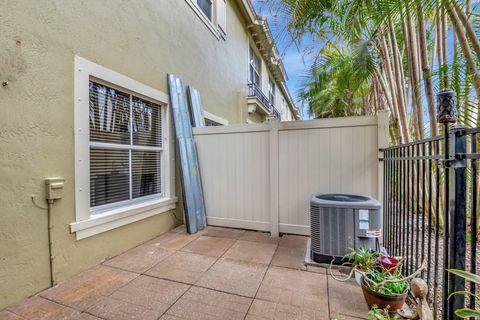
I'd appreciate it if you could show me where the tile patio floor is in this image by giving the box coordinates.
[0,226,369,320]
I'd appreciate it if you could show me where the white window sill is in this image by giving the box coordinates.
[185,0,220,40]
[70,197,178,240]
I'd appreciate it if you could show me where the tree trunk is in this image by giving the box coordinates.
[389,20,410,143]
[452,0,480,60]
[403,19,419,138]
[375,69,393,113]
[452,24,462,121]
[398,42,409,130]
[437,7,447,89]
[380,36,402,143]
[444,1,480,100]
[381,36,401,123]
[430,21,438,71]
[376,75,386,109]
[417,3,438,137]
[441,7,449,88]
[405,13,425,139]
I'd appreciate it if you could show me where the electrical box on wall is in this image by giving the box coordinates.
[45,177,65,201]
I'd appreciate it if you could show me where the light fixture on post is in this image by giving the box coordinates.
[436,89,457,124]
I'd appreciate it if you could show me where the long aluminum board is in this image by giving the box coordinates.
[187,86,206,127]
[167,74,206,233]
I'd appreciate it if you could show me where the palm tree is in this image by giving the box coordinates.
[303,48,376,118]
[276,0,479,133]
[272,0,480,229]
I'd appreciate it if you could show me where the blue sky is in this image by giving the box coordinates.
[252,0,317,119]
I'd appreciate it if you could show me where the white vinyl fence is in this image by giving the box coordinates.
[193,111,389,236]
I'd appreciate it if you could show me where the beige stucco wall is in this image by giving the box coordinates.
[0,0,253,309]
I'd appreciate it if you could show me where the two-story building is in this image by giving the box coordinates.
[184,0,300,125]
[0,0,300,309]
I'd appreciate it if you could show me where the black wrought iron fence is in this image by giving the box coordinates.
[381,90,479,320]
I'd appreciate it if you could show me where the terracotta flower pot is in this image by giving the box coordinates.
[360,277,407,314]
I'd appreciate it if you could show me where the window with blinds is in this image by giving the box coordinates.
[89,81,163,212]
[249,47,261,86]
[268,78,275,106]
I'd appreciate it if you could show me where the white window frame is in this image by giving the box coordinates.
[185,0,221,39]
[71,56,176,240]
[217,0,227,37]
[249,46,261,86]
[204,110,229,126]
[268,78,275,105]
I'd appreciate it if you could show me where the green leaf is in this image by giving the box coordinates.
[447,269,480,284]
[448,291,480,301]
[454,308,480,319]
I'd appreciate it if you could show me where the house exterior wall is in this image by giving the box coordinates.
[0,0,273,309]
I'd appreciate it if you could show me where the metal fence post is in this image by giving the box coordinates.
[437,90,453,320]
[437,89,466,320]
[449,124,467,319]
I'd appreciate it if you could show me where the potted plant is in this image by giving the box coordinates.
[361,268,408,314]
[343,246,380,285]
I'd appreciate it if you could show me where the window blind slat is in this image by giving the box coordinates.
[132,151,161,199]
[132,97,162,147]
[90,148,130,207]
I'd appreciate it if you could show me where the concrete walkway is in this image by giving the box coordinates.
[0,226,369,320]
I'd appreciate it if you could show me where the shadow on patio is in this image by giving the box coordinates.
[0,226,369,320]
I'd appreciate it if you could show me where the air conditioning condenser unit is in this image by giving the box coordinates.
[310,193,382,264]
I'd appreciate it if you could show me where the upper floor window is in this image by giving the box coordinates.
[185,0,226,39]
[268,78,275,106]
[197,0,212,20]
[249,47,261,86]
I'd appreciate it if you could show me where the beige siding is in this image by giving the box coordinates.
[193,113,389,235]
[195,126,271,230]
[278,123,378,234]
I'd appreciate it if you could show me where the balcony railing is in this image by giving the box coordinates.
[272,106,281,119]
[247,83,272,113]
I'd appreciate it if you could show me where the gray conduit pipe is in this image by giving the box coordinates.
[47,199,55,287]
[31,195,56,287]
